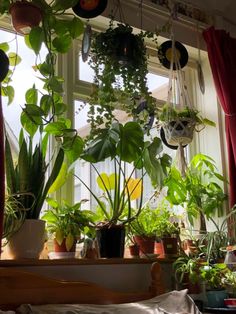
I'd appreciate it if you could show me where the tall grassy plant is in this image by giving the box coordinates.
[5,135,64,219]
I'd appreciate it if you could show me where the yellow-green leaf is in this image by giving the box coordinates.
[55,229,64,245]
[97,173,116,191]
[65,233,74,251]
[48,162,68,194]
[126,178,142,200]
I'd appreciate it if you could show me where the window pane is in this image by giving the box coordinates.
[1,29,47,141]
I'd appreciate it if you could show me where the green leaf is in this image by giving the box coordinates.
[52,35,72,53]
[82,126,119,162]
[69,17,84,39]
[40,95,53,115]
[25,87,38,105]
[117,121,144,162]
[20,111,40,137]
[29,26,44,54]
[143,137,171,188]
[0,42,9,52]
[47,76,63,93]
[8,52,21,66]
[24,104,45,117]
[48,162,68,194]
[54,102,67,115]
[64,136,84,164]
[44,122,66,135]
[2,86,14,105]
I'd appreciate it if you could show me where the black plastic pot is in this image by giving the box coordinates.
[96,224,125,258]
[115,33,136,66]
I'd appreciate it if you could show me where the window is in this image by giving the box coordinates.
[73,52,172,208]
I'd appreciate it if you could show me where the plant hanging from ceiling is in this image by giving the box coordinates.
[87,19,159,135]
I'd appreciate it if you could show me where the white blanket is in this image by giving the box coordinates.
[17,290,202,314]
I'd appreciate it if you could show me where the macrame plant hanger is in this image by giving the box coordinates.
[163,18,195,176]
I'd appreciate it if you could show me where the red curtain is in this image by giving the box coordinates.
[0,87,4,254]
[203,27,236,209]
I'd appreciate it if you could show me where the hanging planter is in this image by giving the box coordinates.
[161,107,197,147]
[157,39,215,177]
[88,21,157,134]
[9,1,42,35]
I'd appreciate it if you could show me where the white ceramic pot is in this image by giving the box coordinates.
[7,219,46,259]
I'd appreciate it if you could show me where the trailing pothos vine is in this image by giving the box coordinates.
[87,19,160,136]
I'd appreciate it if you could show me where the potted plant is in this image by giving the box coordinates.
[42,198,95,256]
[173,254,203,294]
[155,206,180,256]
[159,104,215,148]
[130,205,160,256]
[77,120,171,258]
[88,20,158,134]
[200,263,229,308]
[164,153,228,233]
[9,1,42,35]
[4,132,64,259]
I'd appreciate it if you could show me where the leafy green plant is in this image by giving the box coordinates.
[129,205,160,238]
[223,271,236,297]
[42,198,95,251]
[77,121,171,226]
[173,255,200,284]
[200,263,229,290]
[3,194,26,240]
[88,21,158,134]
[200,206,236,263]
[164,153,228,232]
[0,41,21,105]
[159,104,215,127]
[1,0,85,162]
[5,133,64,220]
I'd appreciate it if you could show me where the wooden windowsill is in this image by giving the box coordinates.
[0,256,177,266]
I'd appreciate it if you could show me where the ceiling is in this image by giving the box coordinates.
[180,0,236,25]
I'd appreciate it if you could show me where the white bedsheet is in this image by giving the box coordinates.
[17,290,202,314]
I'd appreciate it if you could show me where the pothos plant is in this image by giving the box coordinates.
[77,120,172,226]
[88,20,159,135]
[1,0,85,163]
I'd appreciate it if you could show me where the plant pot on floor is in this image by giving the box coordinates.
[96,224,125,258]
[205,289,228,308]
[7,219,46,259]
[133,235,155,256]
[10,1,42,35]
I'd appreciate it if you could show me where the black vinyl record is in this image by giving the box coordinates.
[158,40,188,70]
[0,49,9,82]
[72,0,108,19]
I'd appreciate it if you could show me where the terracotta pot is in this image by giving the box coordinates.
[161,237,178,256]
[96,224,125,258]
[133,235,155,256]
[7,219,46,259]
[155,241,164,256]
[10,1,42,35]
[54,238,76,253]
[129,244,140,258]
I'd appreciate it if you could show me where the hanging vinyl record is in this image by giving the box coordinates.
[0,49,9,82]
[82,24,92,62]
[158,40,188,70]
[72,0,108,19]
